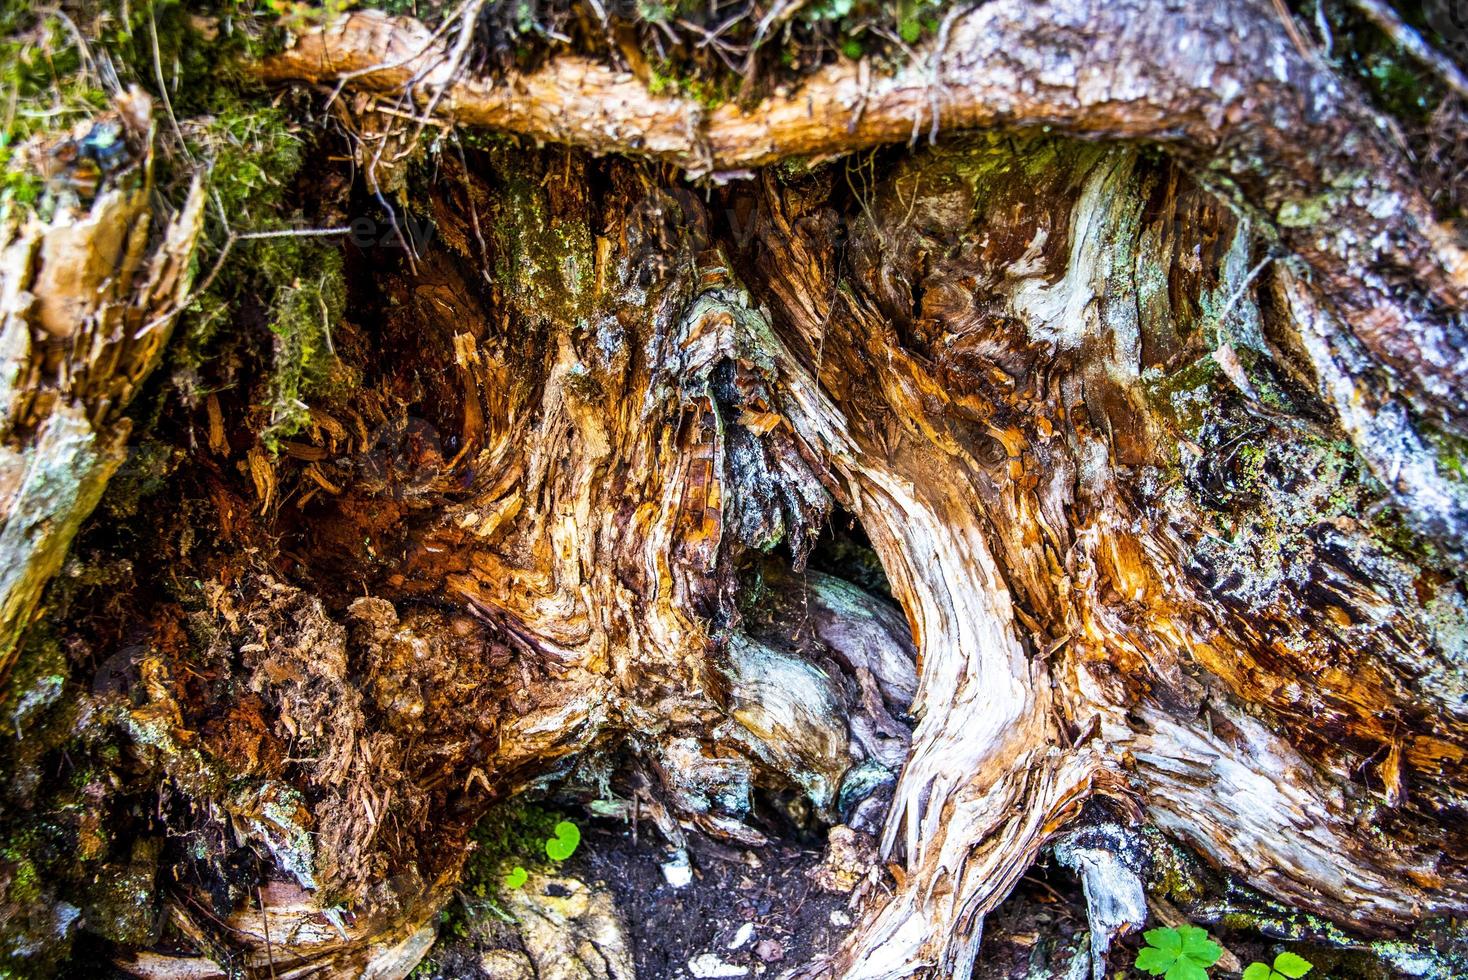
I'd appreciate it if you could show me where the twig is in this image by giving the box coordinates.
[184,235,232,304]
[848,55,872,134]
[416,0,489,141]
[47,8,103,91]
[148,7,193,163]
[317,277,334,355]
[452,135,490,278]
[236,226,354,240]
[928,5,961,144]
[676,17,749,73]
[1215,254,1274,329]
[1347,0,1468,101]
[256,884,278,980]
[1314,0,1335,56]
[741,0,808,75]
[372,186,419,271]
[1270,0,1315,61]
[735,0,815,98]
[136,224,350,338]
[369,101,454,128]
[324,0,478,110]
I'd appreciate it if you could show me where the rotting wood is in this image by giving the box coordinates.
[0,89,206,690]
[4,6,1468,979]
[102,139,1466,978]
[258,0,1468,453]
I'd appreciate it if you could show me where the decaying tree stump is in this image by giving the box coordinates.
[2,0,1467,977]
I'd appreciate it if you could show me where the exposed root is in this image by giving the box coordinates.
[258,0,1468,434]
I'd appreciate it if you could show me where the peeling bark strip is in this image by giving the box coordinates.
[259,0,1468,435]
[0,93,205,687]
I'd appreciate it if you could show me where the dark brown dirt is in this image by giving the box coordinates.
[569,818,855,979]
[969,873,1089,980]
[416,807,858,979]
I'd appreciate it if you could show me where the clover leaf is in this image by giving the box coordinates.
[504,865,528,890]
[1243,951,1313,980]
[544,820,581,861]
[1135,925,1223,980]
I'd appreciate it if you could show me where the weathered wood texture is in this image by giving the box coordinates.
[259,0,1468,498]
[728,144,1468,976]
[112,136,1467,978]
[0,92,205,690]
[6,4,1468,978]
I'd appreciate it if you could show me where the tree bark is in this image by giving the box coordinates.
[3,3,1467,979]
[0,90,205,690]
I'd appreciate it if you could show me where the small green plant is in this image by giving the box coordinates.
[544,820,581,861]
[1135,925,1223,980]
[455,807,579,915]
[262,0,355,33]
[459,802,561,899]
[1243,952,1313,980]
